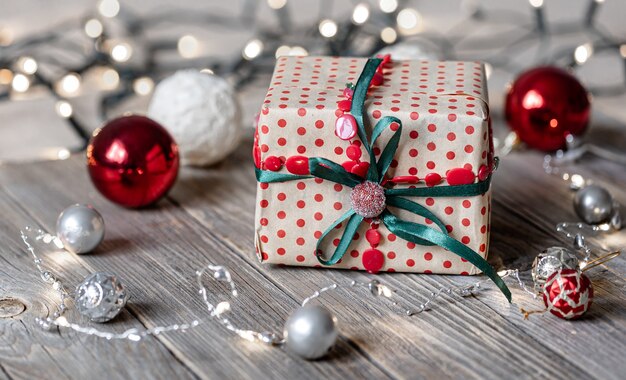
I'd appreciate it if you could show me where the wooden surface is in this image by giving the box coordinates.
[0,124,625,379]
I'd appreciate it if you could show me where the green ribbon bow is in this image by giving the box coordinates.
[256,58,511,302]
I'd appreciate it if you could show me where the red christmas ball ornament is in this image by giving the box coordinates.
[542,268,593,320]
[505,66,591,151]
[87,115,179,208]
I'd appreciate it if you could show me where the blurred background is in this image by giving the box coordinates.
[1,0,625,162]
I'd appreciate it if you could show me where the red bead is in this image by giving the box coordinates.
[372,72,384,86]
[424,173,442,187]
[87,115,179,208]
[264,155,282,171]
[337,99,352,112]
[543,269,593,320]
[346,144,362,160]
[376,54,391,65]
[342,160,358,172]
[343,87,354,99]
[362,248,384,274]
[335,114,358,140]
[505,66,590,151]
[285,155,310,175]
[365,229,381,246]
[446,168,475,186]
[253,145,261,168]
[390,176,419,184]
[350,162,370,178]
[477,164,490,181]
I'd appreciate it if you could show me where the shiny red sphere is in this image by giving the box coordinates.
[505,66,590,151]
[87,115,179,208]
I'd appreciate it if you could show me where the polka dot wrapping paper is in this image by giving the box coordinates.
[253,56,493,275]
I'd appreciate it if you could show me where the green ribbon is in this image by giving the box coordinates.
[255,58,511,302]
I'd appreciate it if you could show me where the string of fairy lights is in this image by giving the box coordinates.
[0,0,625,156]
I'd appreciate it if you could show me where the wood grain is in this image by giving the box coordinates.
[0,124,624,379]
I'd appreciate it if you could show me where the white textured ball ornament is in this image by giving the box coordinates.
[148,70,242,166]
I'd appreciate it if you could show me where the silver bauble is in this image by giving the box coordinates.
[56,204,105,254]
[573,185,614,224]
[532,247,579,289]
[284,304,338,360]
[75,272,128,322]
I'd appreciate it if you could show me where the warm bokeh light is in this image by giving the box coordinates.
[178,35,200,58]
[319,19,338,38]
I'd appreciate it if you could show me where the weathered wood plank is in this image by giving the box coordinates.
[167,134,626,380]
[0,187,199,380]
[0,157,392,380]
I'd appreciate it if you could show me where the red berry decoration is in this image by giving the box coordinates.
[424,173,442,187]
[542,269,593,320]
[87,115,179,208]
[285,156,310,175]
[477,164,490,181]
[365,228,381,247]
[505,66,590,151]
[264,156,283,171]
[337,99,352,112]
[350,161,370,178]
[342,160,358,172]
[362,248,385,274]
[346,144,362,160]
[390,176,419,184]
[446,168,475,186]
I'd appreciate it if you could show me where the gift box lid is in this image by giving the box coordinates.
[256,56,492,183]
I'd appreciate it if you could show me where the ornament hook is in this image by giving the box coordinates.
[580,250,621,272]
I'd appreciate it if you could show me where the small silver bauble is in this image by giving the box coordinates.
[74,272,128,322]
[532,247,579,289]
[573,185,614,225]
[56,204,105,254]
[283,304,338,360]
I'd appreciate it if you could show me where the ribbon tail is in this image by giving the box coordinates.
[381,210,512,302]
[386,196,448,238]
[316,210,363,266]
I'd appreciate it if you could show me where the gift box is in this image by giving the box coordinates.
[253,55,506,294]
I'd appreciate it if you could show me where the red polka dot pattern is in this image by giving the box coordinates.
[254,56,492,275]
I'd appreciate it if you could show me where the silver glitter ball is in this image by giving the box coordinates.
[56,204,105,254]
[74,272,128,322]
[532,247,579,288]
[284,304,338,360]
[573,185,614,225]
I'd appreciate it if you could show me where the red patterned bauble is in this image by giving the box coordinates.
[542,268,593,320]
[87,115,179,208]
[505,66,591,151]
